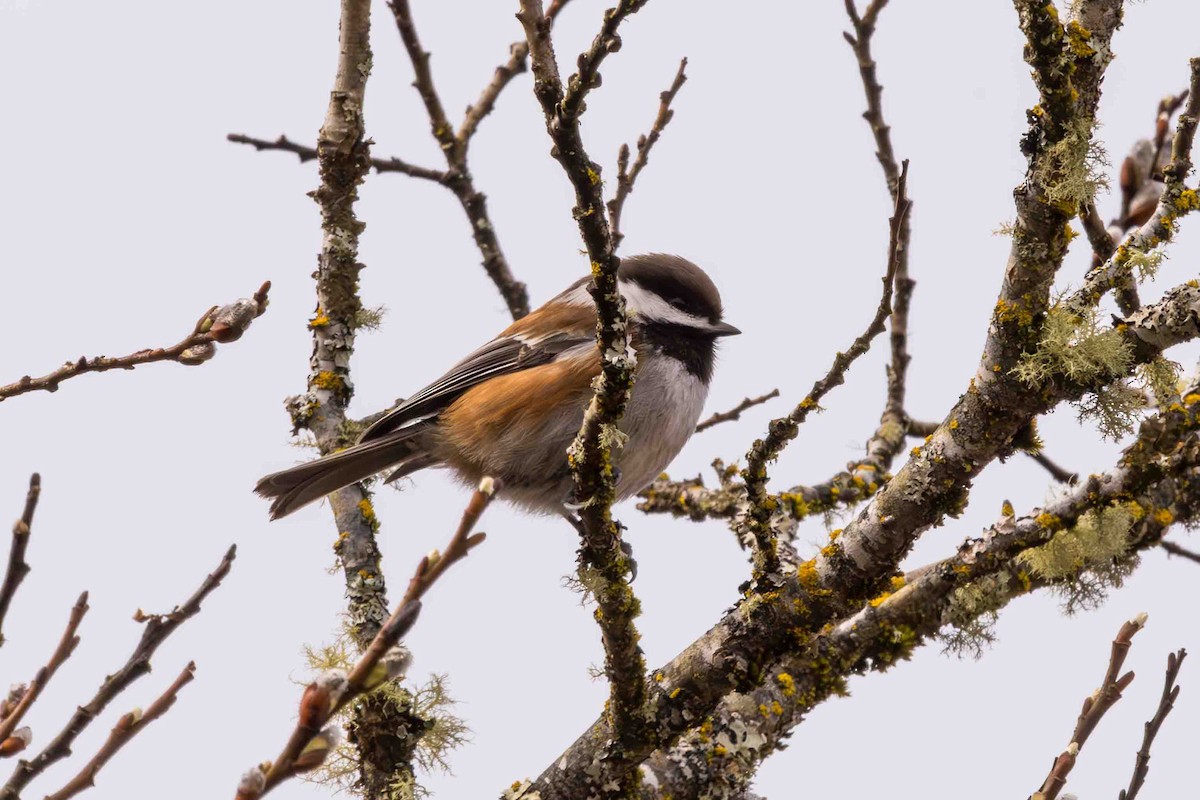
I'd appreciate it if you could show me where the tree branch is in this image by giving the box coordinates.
[43,662,197,800]
[0,545,234,799]
[517,1,655,793]
[1160,539,1200,564]
[0,475,39,644]
[0,282,270,403]
[741,161,908,579]
[458,0,573,145]
[694,390,780,434]
[237,480,492,800]
[1118,648,1186,800]
[1032,616,1146,800]
[0,591,88,745]
[226,134,449,182]
[607,57,688,248]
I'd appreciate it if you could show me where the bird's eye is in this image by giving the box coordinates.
[667,297,689,311]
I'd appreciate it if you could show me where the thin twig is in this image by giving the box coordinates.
[694,389,780,434]
[226,134,448,183]
[239,480,493,800]
[1032,614,1147,800]
[1160,539,1200,564]
[1119,649,1186,800]
[0,545,235,799]
[0,592,88,745]
[0,475,39,643]
[383,0,531,319]
[1029,450,1079,484]
[742,161,910,579]
[0,283,271,403]
[43,662,197,800]
[457,0,572,145]
[607,58,688,247]
[1067,59,1200,315]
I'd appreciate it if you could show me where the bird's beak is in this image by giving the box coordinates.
[710,321,741,337]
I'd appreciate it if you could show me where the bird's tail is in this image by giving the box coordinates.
[255,425,433,520]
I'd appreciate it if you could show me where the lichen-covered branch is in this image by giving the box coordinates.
[0,474,39,644]
[550,277,1200,800]
[607,58,688,248]
[1118,648,1186,800]
[1066,58,1200,314]
[516,0,656,793]
[740,162,908,579]
[1,545,234,799]
[641,384,1200,799]
[0,283,270,403]
[44,662,196,800]
[237,480,491,800]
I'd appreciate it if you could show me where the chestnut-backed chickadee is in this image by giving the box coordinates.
[256,254,739,519]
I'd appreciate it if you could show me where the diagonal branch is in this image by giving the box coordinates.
[43,662,197,800]
[741,161,909,579]
[1119,648,1186,800]
[0,475,39,644]
[0,591,88,745]
[237,480,492,800]
[0,283,270,403]
[1032,616,1147,800]
[694,390,780,434]
[458,0,572,145]
[607,57,688,248]
[0,545,234,799]
[383,0,531,319]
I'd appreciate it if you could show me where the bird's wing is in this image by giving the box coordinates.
[358,330,592,442]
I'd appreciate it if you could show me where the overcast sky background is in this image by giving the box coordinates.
[2,1,1200,798]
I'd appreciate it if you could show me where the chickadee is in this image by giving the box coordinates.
[256,253,739,519]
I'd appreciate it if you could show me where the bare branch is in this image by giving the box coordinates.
[741,161,909,579]
[226,134,449,182]
[43,662,197,800]
[0,475,39,643]
[1,545,234,799]
[240,480,493,800]
[1032,615,1147,800]
[0,591,88,746]
[0,282,270,403]
[1118,652,1185,800]
[1119,648,1186,800]
[1160,539,1200,565]
[694,389,780,434]
[607,57,688,247]
[381,0,531,319]
[458,0,573,145]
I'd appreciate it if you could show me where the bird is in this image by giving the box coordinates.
[255,253,739,520]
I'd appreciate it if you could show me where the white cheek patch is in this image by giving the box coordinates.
[618,279,710,330]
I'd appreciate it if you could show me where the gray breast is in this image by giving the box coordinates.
[613,354,709,501]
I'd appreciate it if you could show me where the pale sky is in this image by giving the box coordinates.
[2,1,1200,798]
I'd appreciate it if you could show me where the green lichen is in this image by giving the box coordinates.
[1124,244,1169,280]
[1033,114,1109,213]
[353,303,388,332]
[1017,503,1138,612]
[1014,304,1132,386]
[1138,357,1182,409]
